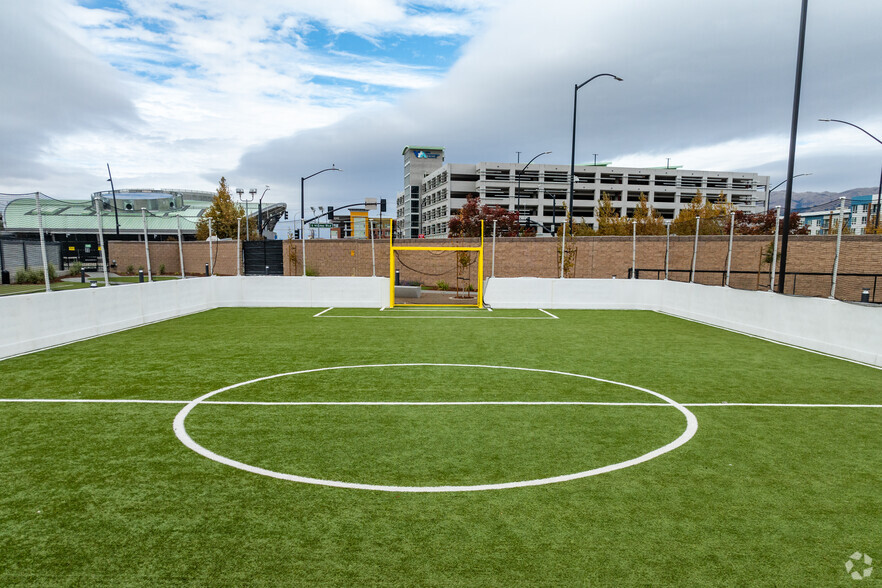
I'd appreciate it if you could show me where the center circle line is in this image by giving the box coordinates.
[172,363,699,493]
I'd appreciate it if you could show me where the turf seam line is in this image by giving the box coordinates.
[653,310,882,371]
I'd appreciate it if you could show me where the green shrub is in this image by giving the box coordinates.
[69,261,83,276]
[14,265,56,284]
[305,267,320,277]
[436,280,450,291]
[126,264,135,275]
[159,264,166,275]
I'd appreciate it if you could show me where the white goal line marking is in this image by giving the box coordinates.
[2,398,881,408]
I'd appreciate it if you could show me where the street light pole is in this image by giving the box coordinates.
[568,73,622,234]
[516,151,551,227]
[766,173,812,213]
[301,166,342,225]
[776,0,809,294]
[819,119,882,231]
[300,166,342,276]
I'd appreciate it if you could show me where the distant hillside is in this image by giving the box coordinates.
[769,187,878,212]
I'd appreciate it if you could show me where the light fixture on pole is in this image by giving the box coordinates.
[301,166,341,225]
[819,118,882,231]
[237,188,253,240]
[766,173,812,213]
[516,151,551,224]
[568,73,622,234]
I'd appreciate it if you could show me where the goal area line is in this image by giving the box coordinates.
[313,307,559,319]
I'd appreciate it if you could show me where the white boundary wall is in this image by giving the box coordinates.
[1,277,387,360]
[484,278,882,367]
[2,276,879,368]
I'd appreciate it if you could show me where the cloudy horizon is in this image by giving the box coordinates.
[2,0,880,218]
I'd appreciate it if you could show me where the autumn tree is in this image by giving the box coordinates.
[632,194,666,235]
[448,195,520,237]
[594,193,630,236]
[195,177,255,240]
[733,210,808,235]
[670,191,732,235]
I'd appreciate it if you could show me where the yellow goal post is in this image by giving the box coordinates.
[389,220,484,308]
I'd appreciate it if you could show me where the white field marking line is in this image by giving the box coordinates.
[173,363,699,493]
[3,398,882,408]
[312,307,333,317]
[0,308,215,363]
[654,310,882,371]
[315,315,555,320]
[538,308,559,319]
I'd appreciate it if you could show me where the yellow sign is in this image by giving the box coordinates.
[68,246,75,251]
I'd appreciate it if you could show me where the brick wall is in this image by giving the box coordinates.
[108,235,882,302]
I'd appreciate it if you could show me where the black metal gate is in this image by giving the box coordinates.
[243,240,284,275]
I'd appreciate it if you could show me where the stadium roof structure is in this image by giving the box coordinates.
[0,191,286,237]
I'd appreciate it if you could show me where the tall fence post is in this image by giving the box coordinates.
[94,196,110,287]
[830,197,846,299]
[34,192,51,292]
[370,219,376,277]
[690,217,700,283]
[141,208,152,282]
[207,218,214,276]
[177,215,186,279]
[559,225,566,279]
[664,221,670,280]
[770,206,780,292]
[491,220,497,278]
[236,217,242,277]
[301,218,307,277]
[631,220,637,279]
[725,210,735,287]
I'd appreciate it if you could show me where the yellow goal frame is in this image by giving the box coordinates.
[389,221,484,308]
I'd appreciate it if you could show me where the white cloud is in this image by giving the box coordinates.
[1,0,880,206]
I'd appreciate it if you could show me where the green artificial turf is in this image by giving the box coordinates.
[1,308,880,586]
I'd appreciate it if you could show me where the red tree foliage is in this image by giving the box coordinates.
[447,195,523,237]
[732,210,808,235]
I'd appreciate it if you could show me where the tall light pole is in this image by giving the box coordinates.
[301,166,342,231]
[766,173,812,213]
[257,186,269,239]
[237,188,253,240]
[106,163,120,236]
[776,0,808,294]
[819,119,882,231]
[516,151,551,225]
[568,73,622,233]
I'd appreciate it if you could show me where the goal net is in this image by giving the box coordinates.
[390,244,484,307]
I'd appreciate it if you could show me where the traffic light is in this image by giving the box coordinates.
[294,229,300,239]
[380,198,386,213]
[327,206,334,220]
[284,210,289,220]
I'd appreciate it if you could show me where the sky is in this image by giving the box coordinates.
[2,0,880,227]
